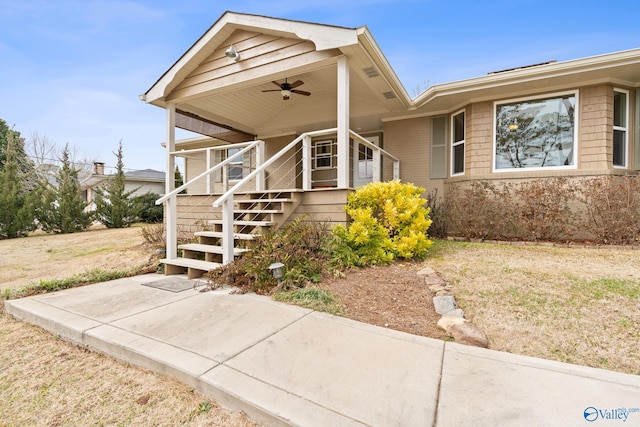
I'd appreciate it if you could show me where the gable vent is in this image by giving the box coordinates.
[382,91,396,99]
[363,67,380,78]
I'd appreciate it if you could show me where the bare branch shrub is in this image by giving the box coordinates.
[444,181,516,240]
[513,177,579,241]
[580,175,640,244]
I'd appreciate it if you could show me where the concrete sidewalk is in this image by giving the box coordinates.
[5,273,640,426]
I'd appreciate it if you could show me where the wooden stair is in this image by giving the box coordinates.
[161,189,301,279]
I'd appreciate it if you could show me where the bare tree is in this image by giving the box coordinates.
[25,132,96,181]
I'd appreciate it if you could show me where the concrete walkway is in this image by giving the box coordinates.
[5,273,640,426]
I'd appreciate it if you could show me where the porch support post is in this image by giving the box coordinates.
[165,103,177,259]
[221,197,234,265]
[256,140,265,191]
[302,134,312,190]
[372,149,381,183]
[336,56,350,188]
[393,159,400,180]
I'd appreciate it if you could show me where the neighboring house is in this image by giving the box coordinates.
[81,162,165,210]
[141,11,639,277]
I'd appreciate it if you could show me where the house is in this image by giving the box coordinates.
[142,11,639,278]
[81,162,165,210]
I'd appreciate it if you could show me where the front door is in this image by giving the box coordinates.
[352,136,379,187]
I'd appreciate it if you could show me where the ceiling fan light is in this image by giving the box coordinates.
[224,45,240,61]
[281,89,291,100]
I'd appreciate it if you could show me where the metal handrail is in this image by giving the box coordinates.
[212,128,334,208]
[156,140,262,205]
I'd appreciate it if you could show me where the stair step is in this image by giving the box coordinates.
[161,258,222,271]
[236,198,292,204]
[195,231,258,240]
[208,220,274,227]
[179,243,249,255]
[234,209,281,214]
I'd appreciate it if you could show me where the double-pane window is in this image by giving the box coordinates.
[494,92,576,171]
[451,111,465,176]
[613,89,628,168]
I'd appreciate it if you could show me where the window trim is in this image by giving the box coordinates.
[492,90,579,173]
[613,88,629,169]
[314,140,334,170]
[227,147,245,181]
[450,109,465,177]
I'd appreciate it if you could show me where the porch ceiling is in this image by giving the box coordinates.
[178,64,405,138]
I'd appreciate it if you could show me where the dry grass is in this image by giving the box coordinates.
[0,226,259,427]
[1,228,638,425]
[426,240,640,375]
[0,225,154,292]
[0,314,257,426]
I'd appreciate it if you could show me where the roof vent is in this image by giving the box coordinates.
[382,91,396,99]
[363,67,380,78]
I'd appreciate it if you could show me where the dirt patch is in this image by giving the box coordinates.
[320,262,447,340]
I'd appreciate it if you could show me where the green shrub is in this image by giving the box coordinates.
[206,217,331,293]
[331,180,433,266]
[134,192,163,223]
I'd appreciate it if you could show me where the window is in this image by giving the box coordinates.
[494,92,577,171]
[227,147,244,180]
[314,141,333,169]
[451,111,465,176]
[613,89,628,168]
[430,116,447,179]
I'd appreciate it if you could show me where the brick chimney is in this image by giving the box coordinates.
[94,162,105,175]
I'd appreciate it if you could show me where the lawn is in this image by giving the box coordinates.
[1,227,638,425]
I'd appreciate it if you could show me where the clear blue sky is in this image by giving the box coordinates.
[1,0,639,173]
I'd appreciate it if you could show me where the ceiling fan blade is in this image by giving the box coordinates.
[291,89,311,96]
[262,89,282,92]
[288,80,304,89]
[271,81,282,88]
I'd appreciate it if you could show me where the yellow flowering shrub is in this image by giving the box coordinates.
[331,180,433,266]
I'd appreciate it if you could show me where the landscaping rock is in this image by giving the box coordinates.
[443,308,464,318]
[424,275,446,286]
[437,315,467,331]
[433,295,456,315]
[428,284,446,292]
[416,267,436,276]
[449,323,489,348]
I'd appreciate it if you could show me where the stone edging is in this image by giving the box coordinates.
[417,267,489,348]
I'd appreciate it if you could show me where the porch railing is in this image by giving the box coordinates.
[156,140,264,259]
[212,128,400,264]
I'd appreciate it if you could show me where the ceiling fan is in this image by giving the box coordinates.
[262,78,311,100]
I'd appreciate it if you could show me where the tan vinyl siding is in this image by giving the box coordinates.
[168,30,338,102]
[467,102,492,177]
[579,85,610,170]
[263,135,299,190]
[184,151,208,194]
[384,117,444,195]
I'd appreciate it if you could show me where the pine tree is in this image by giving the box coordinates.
[35,144,92,234]
[93,141,140,228]
[0,131,36,238]
[174,164,185,194]
[0,118,29,173]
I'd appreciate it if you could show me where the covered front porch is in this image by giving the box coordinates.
[142,12,409,276]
